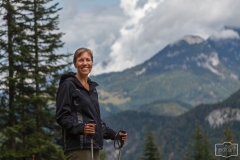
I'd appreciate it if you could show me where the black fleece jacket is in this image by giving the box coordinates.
[56,72,116,152]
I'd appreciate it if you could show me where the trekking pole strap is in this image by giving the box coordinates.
[114,130,126,149]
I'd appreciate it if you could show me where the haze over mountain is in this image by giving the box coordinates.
[90,27,240,117]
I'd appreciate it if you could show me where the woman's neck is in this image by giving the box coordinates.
[76,74,90,91]
[76,74,88,84]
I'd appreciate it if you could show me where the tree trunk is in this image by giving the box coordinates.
[6,0,16,159]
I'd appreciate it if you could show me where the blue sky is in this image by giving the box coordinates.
[55,0,240,75]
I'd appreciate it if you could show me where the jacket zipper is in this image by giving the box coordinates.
[89,92,102,149]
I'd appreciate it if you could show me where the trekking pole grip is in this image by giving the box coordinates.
[88,120,95,138]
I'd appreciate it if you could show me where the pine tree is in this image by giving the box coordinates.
[0,0,26,159]
[0,0,70,159]
[185,122,216,160]
[222,125,235,143]
[16,1,69,159]
[141,126,161,160]
[218,125,239,160]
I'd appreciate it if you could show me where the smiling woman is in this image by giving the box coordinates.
[56,47,128,160]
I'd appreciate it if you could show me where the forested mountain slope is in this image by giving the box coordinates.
[103,88,240,160]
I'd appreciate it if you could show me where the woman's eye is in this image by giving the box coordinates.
[78,59,91,63]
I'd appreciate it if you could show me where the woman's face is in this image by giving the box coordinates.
[74,52,93,76]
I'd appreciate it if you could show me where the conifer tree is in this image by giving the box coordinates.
[16,1,69,158]
[222,125,235,143]
[0,0,26,159]
[141,126,161,160]
[0,0,70,159]
[218,125,239,160]
[185,122,216,160]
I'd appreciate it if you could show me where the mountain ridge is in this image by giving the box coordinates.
[102,88,240,160]
[90,27,240,117]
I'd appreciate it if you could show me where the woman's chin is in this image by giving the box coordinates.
[79,72,90,76]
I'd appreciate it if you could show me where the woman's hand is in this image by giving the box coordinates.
[84,123,96,134]
[116,131,128,141]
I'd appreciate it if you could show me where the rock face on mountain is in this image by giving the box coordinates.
[91,27,240,117]
[205,107,240,128]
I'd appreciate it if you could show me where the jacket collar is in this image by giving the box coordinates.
[60,72,99,90]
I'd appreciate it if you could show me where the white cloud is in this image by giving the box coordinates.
[58,1,127,63]
[57,0,240,75]
[183,36,204,45]
[91,0,165,75]
[210,29,240,40]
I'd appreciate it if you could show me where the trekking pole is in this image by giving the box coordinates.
[118,142,123,160]
[88,120,95,160]
[114,130,127,160]
[91,136,94,160]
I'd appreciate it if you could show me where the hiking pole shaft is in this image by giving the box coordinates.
[88,120,95,160]
[91,138,94,160]
[117,130,126,160]
[118,148,122,160]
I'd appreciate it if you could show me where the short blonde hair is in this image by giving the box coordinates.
[73,48,93,64]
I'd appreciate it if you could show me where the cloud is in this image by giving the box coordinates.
[210,29,240,39]
[91,0,240,75]
[58,0,127,64]
[57,0,240,75]
[91,0,165,75]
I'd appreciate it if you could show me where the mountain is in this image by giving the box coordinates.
[137,99,192,117]
[102,88,240,160]
[91,27,240,117]
[207,26,240,73]
[102,110,172,160]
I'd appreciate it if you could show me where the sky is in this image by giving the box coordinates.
[55,0,240,75]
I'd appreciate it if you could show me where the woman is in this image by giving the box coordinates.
[56,48,127,160]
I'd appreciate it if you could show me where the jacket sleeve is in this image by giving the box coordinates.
[101,120,117,140]
[56,83,85,135]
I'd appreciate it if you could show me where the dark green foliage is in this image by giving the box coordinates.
[0,0,70,159]
[222,125,235,143]
[217,126,240,160]
[100,150,107,160]
[141,126,161,160]
[0,0,26,158]
[185,122,216,160]
[137,99,192,117]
